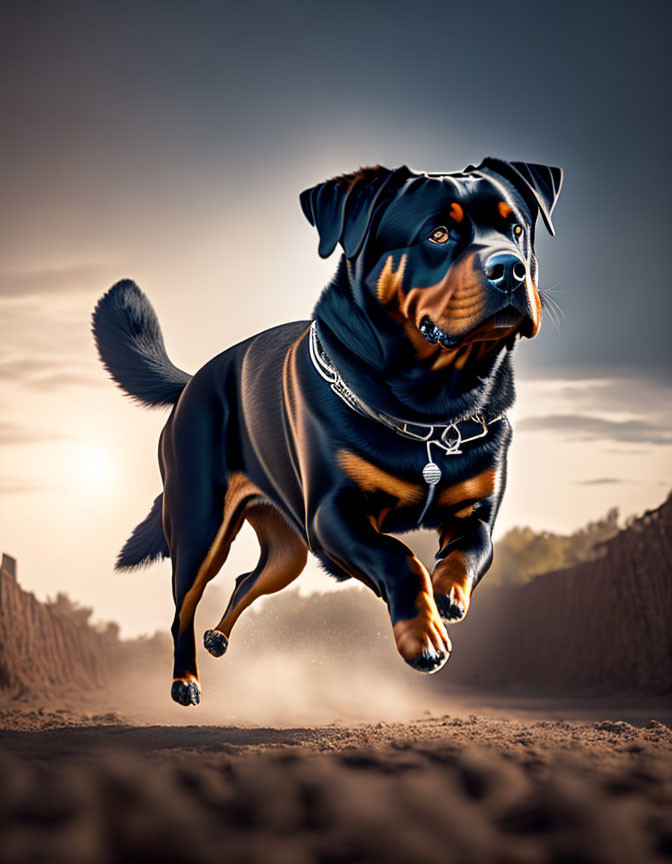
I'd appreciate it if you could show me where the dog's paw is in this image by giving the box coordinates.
[405,641,451,674]
[434,587,468,623]
[171,677,201,706]
[393,600,452,675]
[203,629,229,658]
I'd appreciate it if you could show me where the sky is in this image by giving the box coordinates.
[0,0,670,637]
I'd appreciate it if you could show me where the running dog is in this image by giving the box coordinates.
[92,158,562,706]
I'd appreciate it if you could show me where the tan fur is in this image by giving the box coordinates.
[392,559,451,662]
[437,469,496,509]
[213,502,308,639]
[449,202,464,222]
[403,252,487,337]
[431,549,473,617]
[337,449,425,504]
[178,472,264,634]
[498,201,512,219]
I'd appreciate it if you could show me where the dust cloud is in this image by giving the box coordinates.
[106,584,450,727]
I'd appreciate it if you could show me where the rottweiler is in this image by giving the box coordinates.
[92,157,562,706]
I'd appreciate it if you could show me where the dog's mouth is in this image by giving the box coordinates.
[418,306,532,349]
[418,316,460,349]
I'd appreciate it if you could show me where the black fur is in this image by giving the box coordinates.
[93,158,563,703]
[116,494,169,571]
[92,279,190,408]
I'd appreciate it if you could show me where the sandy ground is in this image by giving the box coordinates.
[0,689,671,864]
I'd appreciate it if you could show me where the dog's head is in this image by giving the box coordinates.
[301,159,562,362]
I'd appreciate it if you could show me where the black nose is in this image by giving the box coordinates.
[484,252,527,292]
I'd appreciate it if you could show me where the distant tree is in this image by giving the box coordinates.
[488,508,621,588]
[100,620,121,641]
[45,591,94,627]
[564,507,620,564]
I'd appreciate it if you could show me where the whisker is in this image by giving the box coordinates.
[541,292,564,317]
[538,289,564,331]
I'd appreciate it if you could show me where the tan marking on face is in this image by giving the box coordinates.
[463,313,523,349]
[437,468,496,508]
[376,252,407,307]
[430,309,524,370]
[178,471,264,636]
[376,254,441,359]
[498,201,513,219]
[449,202,464,222]
[430,331,510,370]
[377,248,518,369]
[428,351,450,370]
[453,343,473,370]
[430,347,460,370]
[402,252,487,338]
[525,271,542,337]
[337,449,425,503]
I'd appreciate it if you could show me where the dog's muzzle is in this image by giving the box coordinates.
[484,252,527,294]
[484,252,539,338]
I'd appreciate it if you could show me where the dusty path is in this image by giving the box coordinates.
[0,705,670,864]
[1,705,671,761]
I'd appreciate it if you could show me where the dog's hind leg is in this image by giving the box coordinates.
[166,494,237,707]
[165,471,259,706]
[203,501,308,656]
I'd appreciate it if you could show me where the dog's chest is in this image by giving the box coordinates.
[335,442,497,527]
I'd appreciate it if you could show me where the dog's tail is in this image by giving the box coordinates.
[92,279,190,408]
[92,280,184,570]
[116,494,170,571]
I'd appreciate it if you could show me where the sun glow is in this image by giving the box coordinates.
[72,442,115,489]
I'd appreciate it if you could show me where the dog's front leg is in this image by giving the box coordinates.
[431,517,493,623]
[312,492,451,673]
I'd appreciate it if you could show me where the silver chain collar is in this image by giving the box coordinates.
[308,320,505,524]
[309,321,503,452]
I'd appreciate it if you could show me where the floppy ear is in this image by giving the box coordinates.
[300,165,409,258]
[475,158,564,236]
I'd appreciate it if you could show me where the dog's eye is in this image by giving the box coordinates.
[429,226,450,244]
[512,224,523,239]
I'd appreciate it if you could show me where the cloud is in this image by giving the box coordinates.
[0,356,103,391]
[517,414,672,445]
[0,477,52,495]
[0,307,86,355]
[557,378,672,418]
[518,369,672,414]
[0,300,103,397]
[0,357,56,379]
[0,265,109,299]
[22,372,103,391]
[575,477,625,486]
[0,421,70,446]
[605,448,647,456]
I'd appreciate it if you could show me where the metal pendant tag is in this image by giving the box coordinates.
[422,461,441,485]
